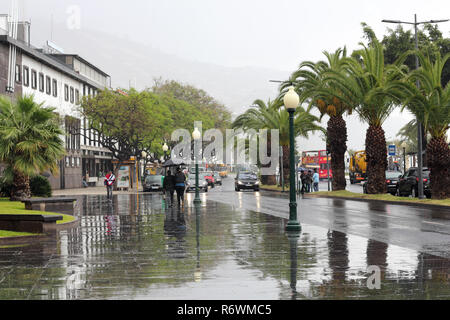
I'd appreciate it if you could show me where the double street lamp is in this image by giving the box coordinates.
[284,87,301,232]
[381,14,449,199]
[192,127,202,205]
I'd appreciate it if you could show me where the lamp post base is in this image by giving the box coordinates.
[286,221,302,232]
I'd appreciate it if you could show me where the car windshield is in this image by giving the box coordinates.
[188,174,197,180]
[146,176,162,183]
[240,172,257,180]
[386,171,402,179]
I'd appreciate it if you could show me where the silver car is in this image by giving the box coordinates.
[213,172,222,186]
[144,175,163,192]
[186,174,208,193]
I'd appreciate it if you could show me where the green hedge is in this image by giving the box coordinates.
[0,175,52,198]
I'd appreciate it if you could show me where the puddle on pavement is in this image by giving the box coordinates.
[0,193,448,300]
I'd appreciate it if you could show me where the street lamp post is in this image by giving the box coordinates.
[192,128,202,205]
[284,87,301,232]
[382,15,449,199]
[163,143,169,161]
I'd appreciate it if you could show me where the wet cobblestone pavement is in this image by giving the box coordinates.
[0,193,449,300]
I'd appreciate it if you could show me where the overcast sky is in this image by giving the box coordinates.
[3,0,450,150]
[7,0,449,71]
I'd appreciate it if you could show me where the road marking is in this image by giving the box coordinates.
[422,221,449,227]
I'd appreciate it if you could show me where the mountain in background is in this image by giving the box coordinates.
[25,18,413,151]
[28,19,289,117]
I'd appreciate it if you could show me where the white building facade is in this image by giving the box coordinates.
[0,15,114,189]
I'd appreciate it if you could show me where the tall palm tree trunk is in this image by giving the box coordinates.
[365,125,387,194]
[10,170,31,201]
[328,115,347,191]
[427,136,450,199]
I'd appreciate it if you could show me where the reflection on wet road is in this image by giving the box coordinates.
[209,178,450,259]
[0,178,448,300]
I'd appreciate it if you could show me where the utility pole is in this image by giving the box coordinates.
[382,15,449,199]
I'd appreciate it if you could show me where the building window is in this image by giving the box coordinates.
[64,84,69,101]
[15,64,21,84]
[75,89,80,104]
[52,79,58,97]
[46,76,51,95]
[70,87,74,103]
[23,66,29,87]
[31,70,37,89]
[65,156,70,167]
[39,73,44,92]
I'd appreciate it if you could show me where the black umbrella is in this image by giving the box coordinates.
[162,159,186,168]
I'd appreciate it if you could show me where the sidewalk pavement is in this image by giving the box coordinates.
[53,186,143,196]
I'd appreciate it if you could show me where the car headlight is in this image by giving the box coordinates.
[255,181,260,185]
[238,181,243,184]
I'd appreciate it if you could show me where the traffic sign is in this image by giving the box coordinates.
[388,145,396,156]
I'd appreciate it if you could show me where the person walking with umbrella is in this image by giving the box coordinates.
[174,167,187,207]
[163,170,175,208]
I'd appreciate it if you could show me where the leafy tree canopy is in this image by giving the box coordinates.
[151,78,232,131]
[361,22,450,85]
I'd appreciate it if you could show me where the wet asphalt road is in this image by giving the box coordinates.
[0,175,448,300]
[210,176,450,259]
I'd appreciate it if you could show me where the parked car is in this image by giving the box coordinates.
[363,170,403,195]
[213,172,222,186]
[144,175,163,192]
[203,172,215,188]
[235,171,260,191]
[186,174,208,193]
[397,167,431,198]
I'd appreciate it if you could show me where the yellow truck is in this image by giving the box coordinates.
[349,151,367,184]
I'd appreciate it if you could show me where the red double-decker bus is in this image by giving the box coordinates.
[301,150,332,180]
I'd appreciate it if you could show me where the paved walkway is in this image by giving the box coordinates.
[53,186,141,196]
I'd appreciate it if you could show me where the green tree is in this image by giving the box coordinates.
[392,52,450,199]
[324,39,407,194]
[287,47,352,191]
[232,99,324,186]
[151,79,232,132]
[381,23,450,86]
[0,95,65,201]
[80,89,173,164]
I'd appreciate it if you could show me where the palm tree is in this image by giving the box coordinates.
[393,52,450,199]
[286,48,353,191]
[232,99,324,186]
[0,95,65,201]
[323,39,407,194]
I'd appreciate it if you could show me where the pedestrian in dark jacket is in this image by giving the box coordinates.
[174,167,186,206]
[300,171,307,194]
[306,170,313,193]
[163,170,175,208]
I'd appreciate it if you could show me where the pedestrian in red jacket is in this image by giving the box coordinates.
[104,171,116,199]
